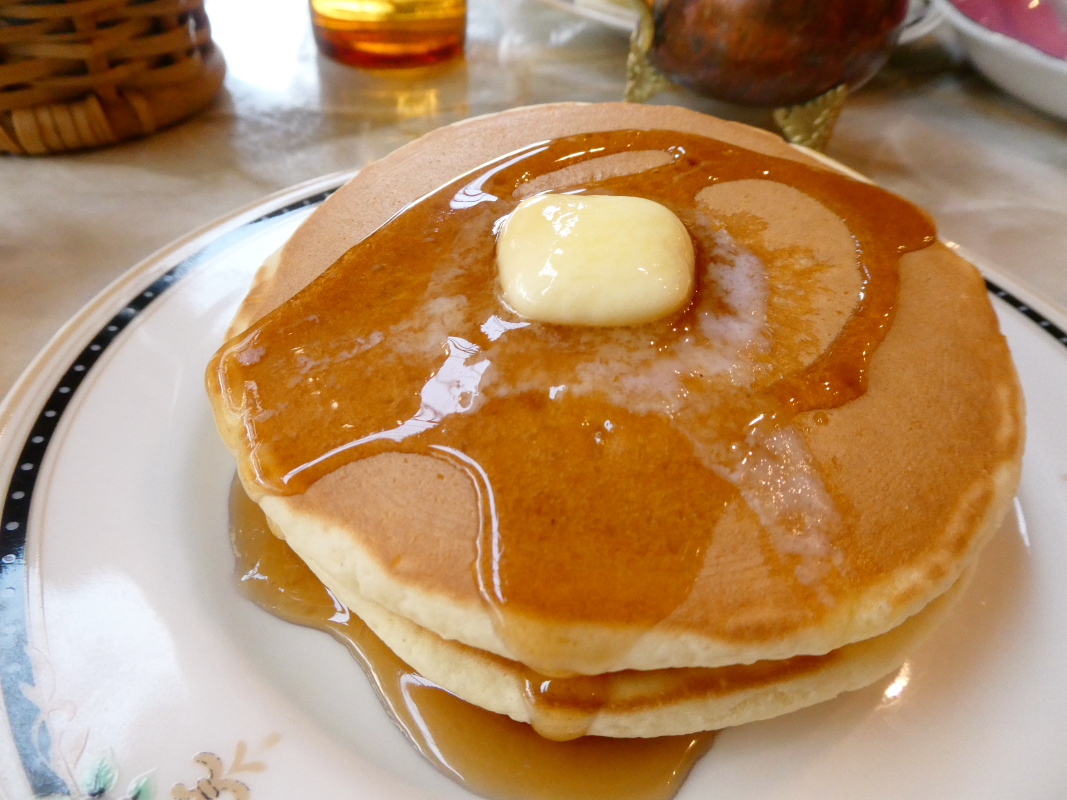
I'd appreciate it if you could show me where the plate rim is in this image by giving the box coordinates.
[0,170,354,798]
[0,169,356,444]
[1,167,1065,798]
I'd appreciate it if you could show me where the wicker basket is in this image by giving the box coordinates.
[0,0,225,155]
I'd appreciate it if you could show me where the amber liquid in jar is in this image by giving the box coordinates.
[310,0,465,68]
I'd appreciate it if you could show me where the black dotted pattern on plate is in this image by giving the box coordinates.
[0,186,335,797]
[986,280,1067,347]
[8,276,1059,565]
[1,187,335,565]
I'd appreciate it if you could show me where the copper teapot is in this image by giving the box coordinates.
[625,0,917,147]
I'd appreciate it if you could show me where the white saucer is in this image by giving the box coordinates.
[937,0,1067,120]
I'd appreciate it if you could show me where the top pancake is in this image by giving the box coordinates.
[208,103,1024,676]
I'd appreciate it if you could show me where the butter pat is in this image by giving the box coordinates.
[496,194,695,326]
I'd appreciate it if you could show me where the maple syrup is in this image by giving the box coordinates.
[310,0,465,69]
[209,129,936,675]
[229,478,716,800]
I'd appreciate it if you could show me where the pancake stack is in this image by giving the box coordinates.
[206,104,1024,740]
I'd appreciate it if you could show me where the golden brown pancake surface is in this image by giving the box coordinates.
[208,104,1023,679]
[232,477,971,740]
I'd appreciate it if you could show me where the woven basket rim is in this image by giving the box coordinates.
[1,0,225,154]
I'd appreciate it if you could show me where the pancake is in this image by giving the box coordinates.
[289,517,973,739]
[207,104,1023,733]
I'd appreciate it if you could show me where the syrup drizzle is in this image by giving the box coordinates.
[210,129,936,679]
[230,479,716,800]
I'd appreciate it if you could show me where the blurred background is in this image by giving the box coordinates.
[1,0,1066,398]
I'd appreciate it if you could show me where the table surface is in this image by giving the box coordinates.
[2,0,1066,400]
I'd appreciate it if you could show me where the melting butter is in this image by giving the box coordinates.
[496,194,695,326]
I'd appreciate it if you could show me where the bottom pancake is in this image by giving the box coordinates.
[283,514,972,740]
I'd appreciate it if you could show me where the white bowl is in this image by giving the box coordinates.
[936,0,1067,120]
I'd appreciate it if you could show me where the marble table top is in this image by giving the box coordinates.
[2,0,1066,400]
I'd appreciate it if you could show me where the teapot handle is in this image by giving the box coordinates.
[620,0,674,103]
[618,0,848,151]
[898,0,945,45]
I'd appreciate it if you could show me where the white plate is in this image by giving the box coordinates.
[2,175,1067,800]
